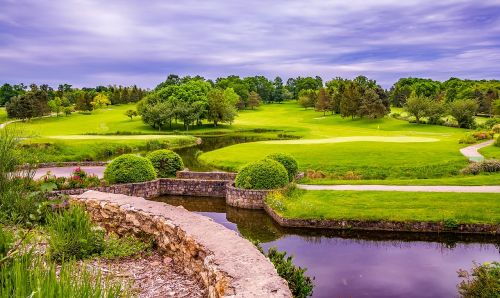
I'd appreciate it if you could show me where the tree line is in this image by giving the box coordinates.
[2,84,147,120]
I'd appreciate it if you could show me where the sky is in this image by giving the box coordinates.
[1,0,499,88]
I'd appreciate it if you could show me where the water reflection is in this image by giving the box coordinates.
[152,195,500,298]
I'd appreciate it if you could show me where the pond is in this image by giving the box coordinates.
[172,131,298,171]
[152,196,500,298]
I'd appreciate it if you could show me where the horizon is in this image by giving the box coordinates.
[1,0,500,88]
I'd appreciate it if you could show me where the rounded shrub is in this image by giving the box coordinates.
[146,149,184,178]
[266,153,299,181]
[104,154,156,184]
[235,159,288,190]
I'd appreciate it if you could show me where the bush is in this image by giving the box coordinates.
[458,262,500,298]
[459,134,478,144]
[0,226,13,258]
[492,124,500,134]
[235,159,289,190]
[461,160,500,175]
[48,206,105,261]
[496,137,500,147]
[267,153,299,181]
[104,154,156,184]
[146,149,184,178]
[472,131,493,141]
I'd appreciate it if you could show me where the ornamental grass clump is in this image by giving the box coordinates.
[104,154,156,184]
[461,160,500,175]
[235,159,288,190]
[47,206,105,261]
[266,153,299,182]
[146,149,184,178]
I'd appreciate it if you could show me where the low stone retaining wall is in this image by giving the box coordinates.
[226,185,273,209]
[54,178,228,199]
[73,191,291,298]
[264,203,500,234]
[177,170,237,181]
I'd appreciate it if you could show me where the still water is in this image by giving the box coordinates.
[152,196,500,298]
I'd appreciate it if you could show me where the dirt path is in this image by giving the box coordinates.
[298,184,500,193]
[460,140,494,162]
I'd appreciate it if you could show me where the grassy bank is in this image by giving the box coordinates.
[266,189,500,224]
[19,136,197,162]
[480,144,500,160]
[299,173,500,186]
[0,107,7,124]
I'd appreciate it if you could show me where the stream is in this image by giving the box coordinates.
[152,196,500,298]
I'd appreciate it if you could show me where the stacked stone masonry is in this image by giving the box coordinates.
[73,191,291,298]
[176,170,237,181]
[226,184,272,209]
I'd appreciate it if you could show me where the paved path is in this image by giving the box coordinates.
[0,119,19,129]
[298,184,500,193]
[460,140,494,162]
[34,166,106,179]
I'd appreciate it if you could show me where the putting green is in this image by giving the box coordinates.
[261,136,439,145]
[46,135,189,140]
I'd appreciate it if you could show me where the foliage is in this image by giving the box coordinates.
[404,94,430,124]
[91,93,111,110]
[458,262,500,298]
[47,205,105,261]
[0,252,127,298]
[37,168,103,190]
[267,153,299,181]
[471,131,493,140]
[124,109,138,120]
[492,124,500,134]
[0,226,13,258]
[458,134,477,144]
[460,160,500,175]
[101,234,150,259]
[235,159,289,189]
[298,89,317,109]
[207,87,239,126]
[267,247,314,298]
[6,87,50,120]
[449,99,479,128]
[146,149,184,178]
[104,154,156,184]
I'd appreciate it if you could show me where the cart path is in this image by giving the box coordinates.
[459,140,494,162]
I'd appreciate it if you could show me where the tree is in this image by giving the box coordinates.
[298,89,317,109]
[207,88,239,126]
[404,94,429,124]
[359,89,388,119]
[425,100,447,124]
[5,89,49,120]
[91,93,111,110]
[449,99,478,128]
[125,109,138,120]
[48,97,63,116]
[0,83,25,106]
[493,99,500,116]
[315,88,330,115]
[272,76,284,103]
[75,90,94,111]
[141,101,173,131]
[63,106,73,116]
[340,81,361,118]
[248,91,261,110]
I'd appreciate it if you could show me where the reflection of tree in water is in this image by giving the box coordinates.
[226,206,286,243]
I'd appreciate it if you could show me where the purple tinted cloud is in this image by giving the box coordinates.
[0,0,499,88]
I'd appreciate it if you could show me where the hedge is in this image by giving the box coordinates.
[267,153,298,181]
[146,149,184,178]
[235,159,288,190]
[104,154,156,184]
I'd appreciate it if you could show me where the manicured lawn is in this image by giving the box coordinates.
[200,102,470,179]
[20,136,197,162]
[480,144,500,160]
[266,190,500,224]
[0,107,7,124]
[299,173,500,186]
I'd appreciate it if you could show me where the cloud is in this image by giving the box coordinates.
[0,0,499,88]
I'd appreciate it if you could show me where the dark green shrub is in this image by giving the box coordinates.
[266,246,314,298]
[47,206,105,261]
[267,153,299,181]
[104,154,156,184]
[146,149,184,178]
[0,226,13,258]
[495,137,500,147]
[458,262,500,298]
[235,159,289,190]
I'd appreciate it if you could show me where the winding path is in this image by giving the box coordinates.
[460,140,494,162]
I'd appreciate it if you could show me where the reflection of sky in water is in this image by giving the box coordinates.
[162,200,499,298]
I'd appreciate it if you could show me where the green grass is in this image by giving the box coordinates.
[0,108,7,124]
[266,190,500,224]
[299,173,500,186]
[480,144,500,160]
[19,136,197,163]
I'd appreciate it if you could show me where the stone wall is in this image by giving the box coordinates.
[55,178,228,199]
[177,170,237,181]
[73,191,291,298]
[226,184,273,209]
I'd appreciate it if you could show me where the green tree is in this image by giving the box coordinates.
[340,81,361,119]
[125,109,138,120]
[91,93,111,110]
[248,91,261,110]
[48,97,63,116]
[404,94,429,124]
[273,76,284,103]
[449,99,478,128]
[207,88,239,126]
[425,100,447,124]
[315,88,330,115]
[298,89,317,109]
[359,89,388,119]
